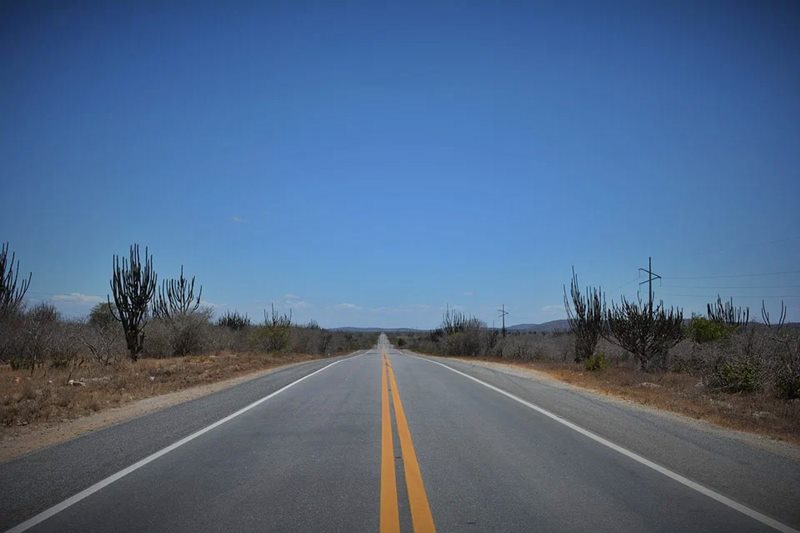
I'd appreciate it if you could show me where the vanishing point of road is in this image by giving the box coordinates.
[2,334,799,532]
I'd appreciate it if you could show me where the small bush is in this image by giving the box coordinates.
[584,352,608,371]
[88,302,117,330]
[771,336,800,399]
[707,355,763,393]
[687,316,731,344]
[217,311,250,331]
[774,366,800,399]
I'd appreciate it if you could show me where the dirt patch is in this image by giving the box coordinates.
[444,356,800,447]
[0,353,326,463]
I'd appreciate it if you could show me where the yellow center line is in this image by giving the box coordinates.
[386,354,437,533]
[381,353,401,533]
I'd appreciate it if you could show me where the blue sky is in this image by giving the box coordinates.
[1,1,799,328]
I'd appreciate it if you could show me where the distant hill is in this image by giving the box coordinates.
[507,319,570,332]
[331,321,571,333]
[330,327,424,333]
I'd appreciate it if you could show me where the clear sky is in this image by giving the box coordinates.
[1,1,799,328]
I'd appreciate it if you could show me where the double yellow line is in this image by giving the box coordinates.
[380,352,436,533]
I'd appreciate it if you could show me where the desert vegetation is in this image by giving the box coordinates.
[395,270,799,442]
[0,242,374,429]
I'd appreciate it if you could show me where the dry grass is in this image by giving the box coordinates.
[0,352,324,433]
[458,356,800,446]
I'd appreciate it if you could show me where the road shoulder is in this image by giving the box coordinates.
[418,353,800,462]
[0,357,325,464]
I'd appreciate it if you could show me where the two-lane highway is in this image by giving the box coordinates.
[2,336,799,532]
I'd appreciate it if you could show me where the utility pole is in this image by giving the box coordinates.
[638,256,661,317]
[498,304,509,337]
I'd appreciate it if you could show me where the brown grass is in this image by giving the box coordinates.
[0,352,324,434]
[452,357,800,446]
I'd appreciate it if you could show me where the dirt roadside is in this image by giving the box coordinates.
[0,357,323,464]
[441,356,800,457]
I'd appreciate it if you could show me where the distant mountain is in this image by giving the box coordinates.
[507,319,570,332]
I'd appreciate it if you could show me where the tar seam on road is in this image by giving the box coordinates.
[6,356,357,533]
[385,353,437,533]
[413,354,799,533]
[381,353,401,533]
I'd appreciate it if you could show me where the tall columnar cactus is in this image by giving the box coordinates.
[0,242,31,318]
[707,295,749,327]
[563,268,604,362]
[153,265,202,320]
[108,244,156,361]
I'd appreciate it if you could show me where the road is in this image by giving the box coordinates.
[1,335,799,532]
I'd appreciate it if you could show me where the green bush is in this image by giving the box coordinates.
[707,355,762,393]
[687,316,731,344]
[584,352,608,371]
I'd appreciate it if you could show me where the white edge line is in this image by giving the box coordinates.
[7,357,350,533]
[413,354,798,533]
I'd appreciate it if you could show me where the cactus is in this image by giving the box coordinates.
[108,244,157,361]
[603,295,684,372]
[0,242,31,318]
[707,295,749,327]
[153,265,202,320]
[563,268,604,362]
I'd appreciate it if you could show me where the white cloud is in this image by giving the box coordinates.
[334,303,362,311]
[280,294,310,309]
[373,304,431,314]
[50,293,103,305]
[540,304,566,318]
[230,215,247,224]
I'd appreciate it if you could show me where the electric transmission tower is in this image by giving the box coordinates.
[638,256,661,316]
[498,304,509,337]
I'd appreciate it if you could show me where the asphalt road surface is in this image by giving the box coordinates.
[2,335,799,532]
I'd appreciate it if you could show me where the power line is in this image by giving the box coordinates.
[659,293,800,299]
[662,285,800,290]
[666,269,800,280]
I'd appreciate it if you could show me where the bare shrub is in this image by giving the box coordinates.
[251,305,292,353]
[289,325,333,355]
[168,309,213,356]
[80,321,124,366]
[0,307,26,365]
[217,310,251,330]
[772,338,800,399]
